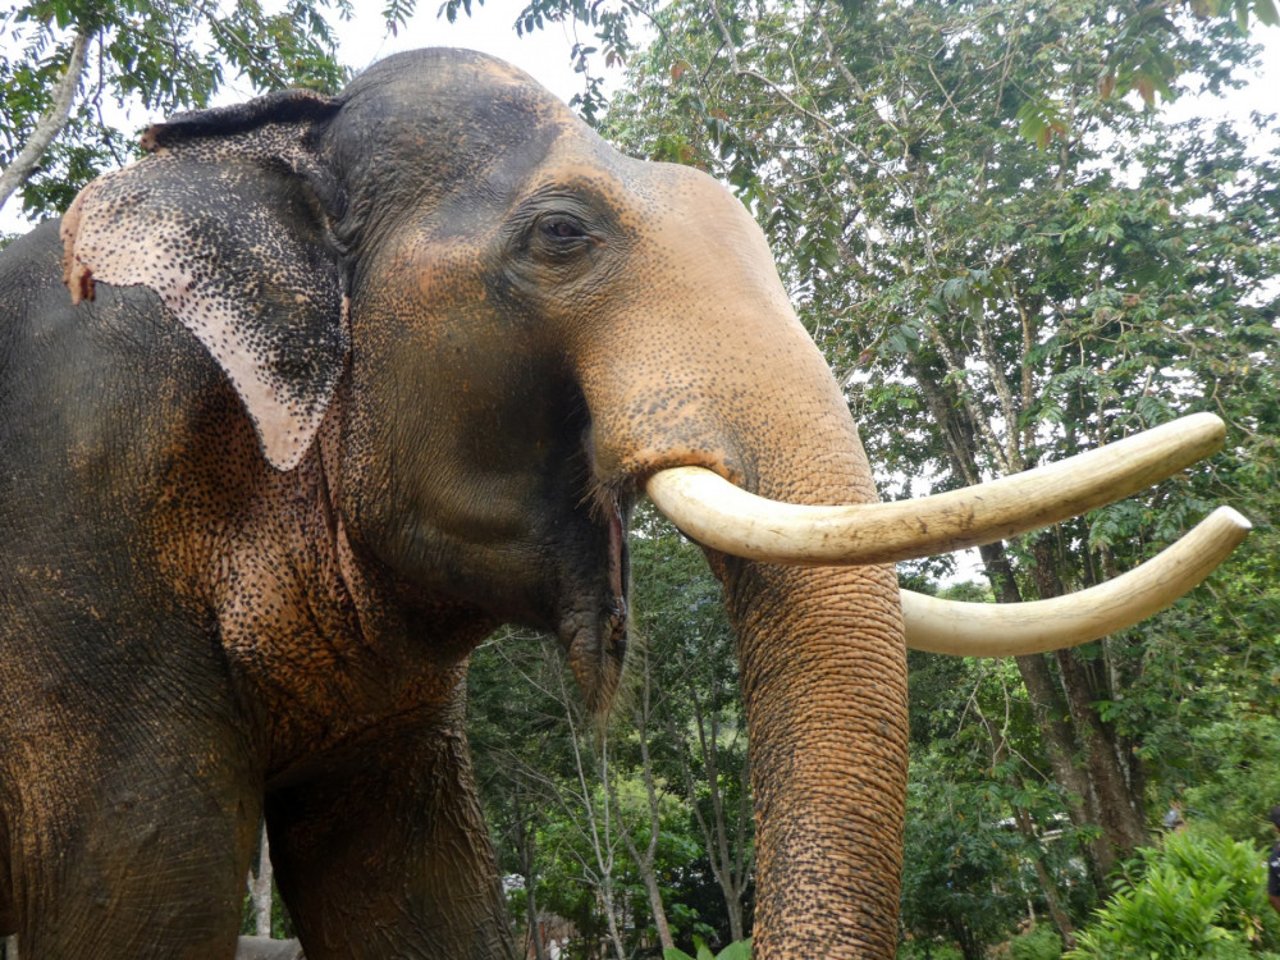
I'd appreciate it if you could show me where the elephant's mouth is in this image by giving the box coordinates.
[641,413,1248,656]
[559,496,630,712]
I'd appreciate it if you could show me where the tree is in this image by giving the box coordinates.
[628,510,755,948]
[901,752,1028,960]
[0,0,351,220]
[598,0,1278,893]
[468,516,755,958]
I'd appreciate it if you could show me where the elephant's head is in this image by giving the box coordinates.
[60,48,1246,957]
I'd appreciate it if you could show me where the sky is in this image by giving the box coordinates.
[1,0,1277,231]
[200,0,620,107]
[339,1,618,105]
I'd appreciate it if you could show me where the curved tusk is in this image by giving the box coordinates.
[902,506,1251,656]
[644,413,1226,566]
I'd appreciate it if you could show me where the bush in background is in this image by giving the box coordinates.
[1009,924,1062,960]
[1067,829,1280,960]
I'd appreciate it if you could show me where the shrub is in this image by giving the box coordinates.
[1067,829,1280,960]
[665,936,752,960]
[1009,924,1062,960]
[896,940,964,960]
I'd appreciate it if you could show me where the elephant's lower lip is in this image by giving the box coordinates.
[556,493,630,711]
[558,603,627,713]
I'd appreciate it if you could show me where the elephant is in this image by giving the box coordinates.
[0,47,1247,960]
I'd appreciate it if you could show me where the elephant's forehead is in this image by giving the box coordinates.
[344,49,574,143]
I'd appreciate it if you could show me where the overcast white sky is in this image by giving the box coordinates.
[199,0,616,107]
[336,0,613,105]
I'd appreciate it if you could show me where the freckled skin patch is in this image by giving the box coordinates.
[4,47,906,960]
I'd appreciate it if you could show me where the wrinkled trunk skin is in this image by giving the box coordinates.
[721,557,907,958]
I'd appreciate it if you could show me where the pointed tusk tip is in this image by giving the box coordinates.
[1182,411,1227,447]
[1214,505,1252,532]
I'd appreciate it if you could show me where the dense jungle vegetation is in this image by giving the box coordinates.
[3,0,1278,956]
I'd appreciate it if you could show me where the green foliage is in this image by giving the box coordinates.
[1067,829,1280,959]
[1182,715,1280,845]
[900,752,1031,959]
[896,941,964,960]
[1009,925,1063,960]
[665,935,752,960]
[1,0,350,217]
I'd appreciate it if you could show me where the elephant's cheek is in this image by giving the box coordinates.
[730,561,908,959]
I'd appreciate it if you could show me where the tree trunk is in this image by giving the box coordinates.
[557,669,627,960]
[979,540,1129,885]
[1052,646,1148,859]
[700,706,747,944]
[1029,538,1149,866]
[514,788,549,960]
[250,820,273,938]
[667,696,752,946]
[637,864,675,953]
[601,880,627,960]
[1015,649,1116,885]
[1012,808,1076,949]
[615,650,676,953]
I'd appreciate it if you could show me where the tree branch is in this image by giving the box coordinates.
[0,28,92,214]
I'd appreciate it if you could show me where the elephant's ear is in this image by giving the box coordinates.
[62,91,347,471]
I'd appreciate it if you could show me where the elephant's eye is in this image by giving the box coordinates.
[539,214,589,243]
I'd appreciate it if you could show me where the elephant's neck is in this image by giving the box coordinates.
[202,405,496,779]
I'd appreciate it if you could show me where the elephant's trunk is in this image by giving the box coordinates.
[726,556,907,958]
[572,162,914,954]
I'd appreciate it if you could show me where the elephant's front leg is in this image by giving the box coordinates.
[266,716,515,960]
[6,704,261,960]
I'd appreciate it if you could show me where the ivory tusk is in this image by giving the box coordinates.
[644,413,1226,566]
[901,506,1251,656]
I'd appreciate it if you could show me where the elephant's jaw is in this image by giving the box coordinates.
[644,412,1248,656]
